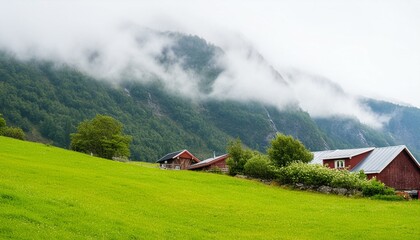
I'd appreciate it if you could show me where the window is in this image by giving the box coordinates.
[334,160,345,169]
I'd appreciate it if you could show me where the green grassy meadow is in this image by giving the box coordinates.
[1,136,420,239]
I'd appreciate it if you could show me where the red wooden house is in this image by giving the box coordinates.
[188,154,229,172]
[157,150,200,170]
[311,145,420,191]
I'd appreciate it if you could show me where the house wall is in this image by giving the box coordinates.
[202,159,228,171]
[375,150,420,190]
[323,159,336,169]
[173,157,195,170]
[190,157,229,172]
[178,152,194,159]
[160,157,195,170]
[367,174,378,180]
[324,159,349,169]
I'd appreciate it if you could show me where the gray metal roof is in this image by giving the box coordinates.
[351,145,419,174]
[311,147,374,164]
[311,145,420,174]
[311,150,335,165]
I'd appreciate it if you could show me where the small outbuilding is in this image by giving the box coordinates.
[188,154,229,172]
[157,149,200,170]
[311,145,420,191]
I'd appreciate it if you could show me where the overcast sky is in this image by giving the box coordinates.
[1,0,419,115]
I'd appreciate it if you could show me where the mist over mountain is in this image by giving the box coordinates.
[2,1,419,107]
[1,31,420,161]
[2,25,389,128]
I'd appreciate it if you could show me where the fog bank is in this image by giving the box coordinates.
[1,0,416,128]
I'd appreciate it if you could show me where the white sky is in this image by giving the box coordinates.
[1,0,419,108]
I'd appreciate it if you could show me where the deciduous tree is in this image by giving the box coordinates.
[70,115,132,159]
[226,138,255,176]
[267,134,313,167]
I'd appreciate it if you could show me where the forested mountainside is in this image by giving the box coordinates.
[366,99,420,159]
[1,33,419,161]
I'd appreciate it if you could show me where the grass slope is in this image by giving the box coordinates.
[1,136,420,239]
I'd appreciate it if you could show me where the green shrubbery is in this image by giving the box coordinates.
[0,127,25,140]
[361,178,395,197]
[0,114,25,140]
[273,162,394,197]
[227,134,313,176]
[226,135,395,198]
[244,154,276,179]
[226,139,256,176]
[277,162,363,189]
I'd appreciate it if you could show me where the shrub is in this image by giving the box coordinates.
[277,162,342,187]
[276,162,395,197]
[226,139,255,176]
[0,115,6,129]
[0,114,25,140]
[244,154,276,179]
[1,127,25,140]
[361,178,395,197]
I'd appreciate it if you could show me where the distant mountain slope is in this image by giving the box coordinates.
[1,32,420,161]
[0,53,231,161]
[315,117,395,149]
[367,99,420,159]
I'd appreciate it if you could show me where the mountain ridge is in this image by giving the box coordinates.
[1,32,420,161]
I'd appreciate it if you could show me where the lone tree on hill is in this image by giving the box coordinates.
[267,133,313,167]
[70,115,132,160]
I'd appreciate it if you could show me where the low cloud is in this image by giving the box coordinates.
[209,39,297,109]
[285,70,390,128]
[0,1,398,128]
[207,37,390,128]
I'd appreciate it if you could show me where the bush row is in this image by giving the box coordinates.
[241,160,395,197]
[275,162,394,197]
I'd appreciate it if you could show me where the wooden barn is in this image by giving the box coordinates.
[311,145,420,191]
[157,150,200,170]
[188,154,229,172]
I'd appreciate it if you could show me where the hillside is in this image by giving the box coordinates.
[0,50,330,161]
[1,136,420,239]
[3,30,418,162]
